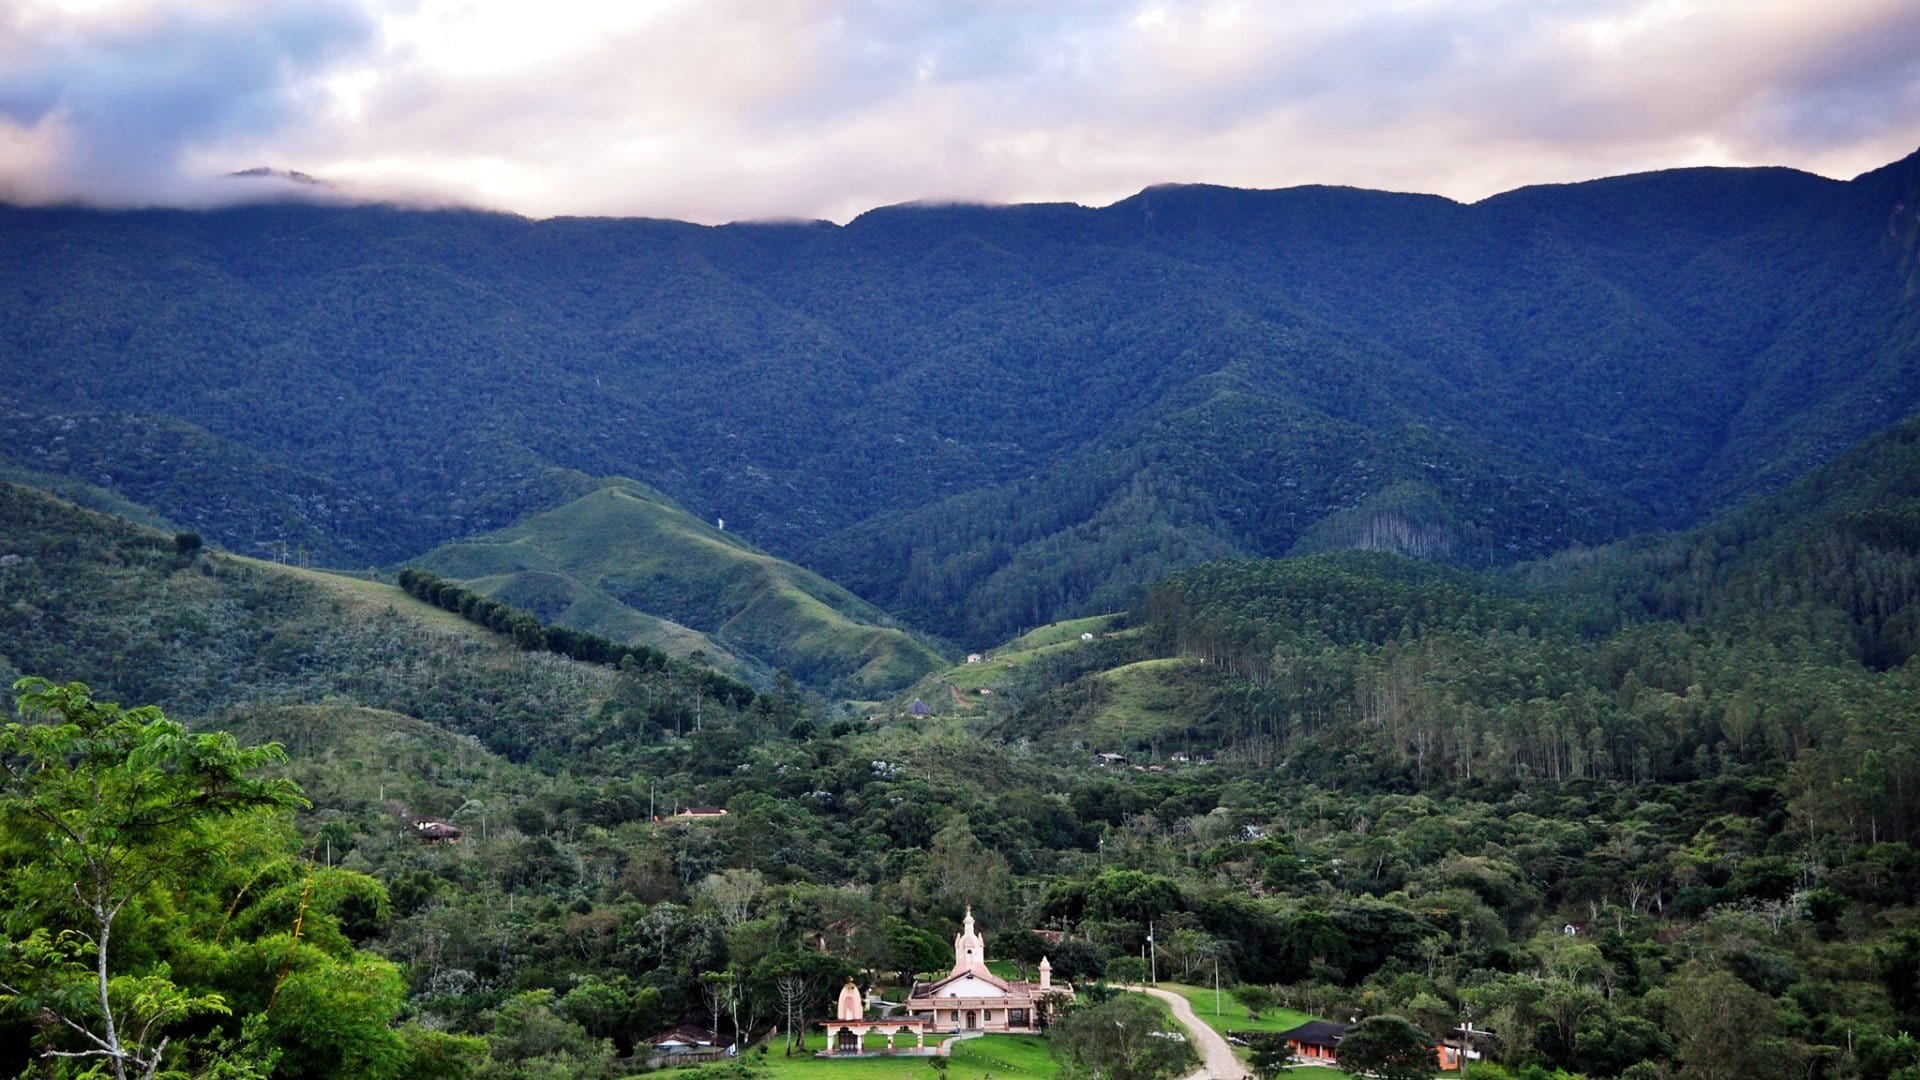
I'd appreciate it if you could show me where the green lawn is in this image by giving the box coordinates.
[659,1033,1056,1080]
[1153,982,1316,1037]
[985,960,1041,981]
[947,1035,1057,1079]
[1146,988,1465,1079]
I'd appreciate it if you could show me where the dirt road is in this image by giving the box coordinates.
[1135,986,1245,1080]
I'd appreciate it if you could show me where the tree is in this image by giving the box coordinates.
[560,977,637,1055]
[1335,1015,1435,1080]
[774,970,816,1056]
[475,990,616,1080]
[1083,870,1183,923]
[700,970,740,1045]
[1666,963,1796,1080]
[0,678,305,1080]
[1230,983,1276,1021]
[883,917,952,979]
[759,949,848,1056]
[1249,1040,1292,1080]
[699,868,766,927]
[1047,938,1110,983]
[1049,995,1196,1080]
[920,819,1011,919]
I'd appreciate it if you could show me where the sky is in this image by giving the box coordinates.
[3,0,1919,224]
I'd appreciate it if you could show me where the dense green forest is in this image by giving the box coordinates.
[4,147,1919,642]
[4,401,1920,1078]
[4,143,1920,1080]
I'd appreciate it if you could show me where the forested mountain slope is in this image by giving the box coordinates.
[974,415,1920,833]
[4,149,1918,643]
[0,482,760,764]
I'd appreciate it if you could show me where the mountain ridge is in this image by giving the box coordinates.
[4,147,1918,643]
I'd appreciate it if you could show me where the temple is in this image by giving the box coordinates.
[820,909,1073,1055]
[903,908,1069,1033]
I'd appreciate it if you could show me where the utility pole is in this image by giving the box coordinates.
[1148,921,1157,985]
[1214,956,1221,1017]
[1459,1006,1472,1079]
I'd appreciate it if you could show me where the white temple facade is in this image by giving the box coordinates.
[819,909,1073,1055]
[902,908,1071,1034]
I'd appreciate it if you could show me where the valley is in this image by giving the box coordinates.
[3,149,1920,1080]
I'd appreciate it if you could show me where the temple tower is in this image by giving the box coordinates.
[952,906,988,976]
[836,978,863,1021]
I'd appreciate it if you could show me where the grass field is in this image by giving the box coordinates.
[468,567,760,678]
[418,482,944,693]
[1150,986,1467,1078]
[926,614,1129,701]
[660,1033,1056,1080]
[1076,658,1219,747]
[230,558,495,639]
[1005,615,1125,651]
[1153,982,1316,1037]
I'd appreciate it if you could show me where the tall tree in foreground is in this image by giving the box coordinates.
[1335,1015,1436,1080]
[0,678,304,1080]
[1049,995,1197,1080]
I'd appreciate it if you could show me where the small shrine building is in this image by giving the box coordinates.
[821,978,929,1055]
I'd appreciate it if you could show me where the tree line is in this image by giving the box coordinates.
[394,568,756,708]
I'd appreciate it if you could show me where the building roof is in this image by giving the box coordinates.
[647,1025,716,1047]
[1279,1020,1348,1049]
[912,967,1016,998]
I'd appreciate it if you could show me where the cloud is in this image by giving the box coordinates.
[0,0,377,205]
[0,0,1916,219]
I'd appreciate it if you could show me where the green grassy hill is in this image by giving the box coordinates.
[466,567,761,682]
[415,481,946,694]
[907,614,1136,720]
[944,615,1127,690]
[0,481,755,766]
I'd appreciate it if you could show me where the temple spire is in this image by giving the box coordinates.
[952,905,988,975]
